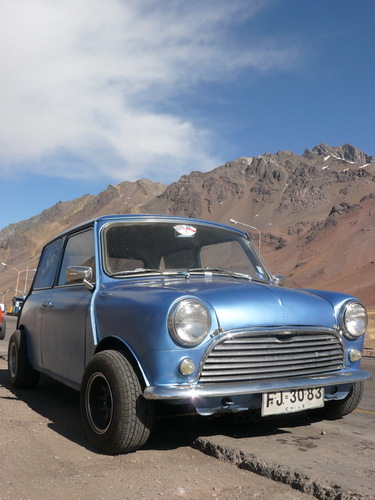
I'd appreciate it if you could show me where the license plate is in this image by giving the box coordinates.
[261,387,324,416]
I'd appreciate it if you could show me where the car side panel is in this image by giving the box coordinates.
[40,285,92,385]
[18,289,46,368]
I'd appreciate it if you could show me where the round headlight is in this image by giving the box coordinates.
[343,301,367,339]
[169,298,211,346]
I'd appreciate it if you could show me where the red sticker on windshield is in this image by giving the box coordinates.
[174,225,197,237]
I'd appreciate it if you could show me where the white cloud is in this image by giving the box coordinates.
[0,0,299,182]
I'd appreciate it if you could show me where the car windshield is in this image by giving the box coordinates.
[102,222,269,282]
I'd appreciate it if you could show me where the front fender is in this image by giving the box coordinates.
[95,335,151,388]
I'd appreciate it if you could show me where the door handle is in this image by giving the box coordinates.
[42,302,54,309]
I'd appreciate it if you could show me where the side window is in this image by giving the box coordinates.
[57,229,95,286]
[33,239,63,289]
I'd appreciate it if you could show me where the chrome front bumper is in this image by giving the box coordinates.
[143,369,372,400]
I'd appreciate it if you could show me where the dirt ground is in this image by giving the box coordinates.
[1,314,373,500]
[0,356,317,500]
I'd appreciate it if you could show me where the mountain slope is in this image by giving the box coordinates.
[0,143,374,316]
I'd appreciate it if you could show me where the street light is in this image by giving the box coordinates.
[1,262,22,296]
[229,219,261,253]
[22,267,37,294]
[1,263,36,296]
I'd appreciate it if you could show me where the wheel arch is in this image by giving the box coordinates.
[8,328,40,388]
[94,336,149,389]
[16,324,34,359]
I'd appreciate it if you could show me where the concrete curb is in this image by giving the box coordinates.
[193,437,372,500]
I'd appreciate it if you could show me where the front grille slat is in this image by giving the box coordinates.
[215,339,338,350]
[201,365,343,383]
[205,354,343,369]
[223,334,336,344]
[199,330,344,384]
[202,358,342,375]
[209,345,342,358]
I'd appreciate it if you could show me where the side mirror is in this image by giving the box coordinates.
[67,266,95,290]
[272,275,286,287]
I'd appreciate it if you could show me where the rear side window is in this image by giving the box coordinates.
[57,229,95,286]
[33,239,63,289]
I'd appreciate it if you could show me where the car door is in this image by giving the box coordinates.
[40,228,95,386]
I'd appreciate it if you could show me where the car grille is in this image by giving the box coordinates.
[199,330,344,384]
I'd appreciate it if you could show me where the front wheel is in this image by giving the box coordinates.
[8,330,40,388]
[80,350,154,454]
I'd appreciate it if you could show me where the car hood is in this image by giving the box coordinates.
[173,278,335,329]
[102,276,336,330]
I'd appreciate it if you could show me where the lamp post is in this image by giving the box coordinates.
[229,219,261,253]
[1,262,22,296]
[1,263,36,297]
[23,267,37,294]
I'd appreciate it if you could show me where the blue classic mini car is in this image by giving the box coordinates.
[8,215,370,454]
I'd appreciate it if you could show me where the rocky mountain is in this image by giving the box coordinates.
[0,143,374,316]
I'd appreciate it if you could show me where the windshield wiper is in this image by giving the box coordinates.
[187,267,252,281]
[112,269,190,277]
[112,268,162,276]
[112,267,253,281]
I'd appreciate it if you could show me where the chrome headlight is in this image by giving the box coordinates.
[168,298,211,346]
[342,301,367,339]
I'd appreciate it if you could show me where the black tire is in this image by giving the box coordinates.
[80,350,154,455]
[318,382,364,420]
[8,330,40,388]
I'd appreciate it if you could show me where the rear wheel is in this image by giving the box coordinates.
[80,350,154,454]
[8,330,40,388]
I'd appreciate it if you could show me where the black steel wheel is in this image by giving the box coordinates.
[80,350,154,454]
[8,329,40,388]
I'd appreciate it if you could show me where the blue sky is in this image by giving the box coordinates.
[1,0,374,230]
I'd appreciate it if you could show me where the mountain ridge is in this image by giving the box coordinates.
[0,143,374,316]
